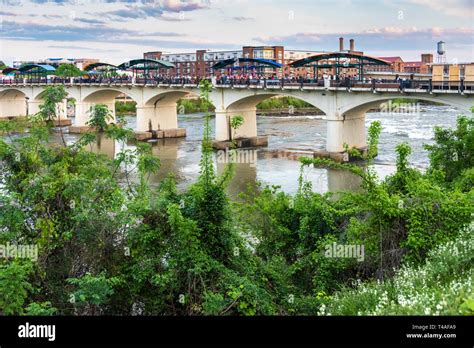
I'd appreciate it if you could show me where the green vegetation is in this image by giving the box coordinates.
[34,85,68,123]
[256,96,314,110]
[115,101,136,115]
[0,85,472,316]
[115,96,317,117]
[177,97,215,114]
[54,64,84,78]
[424,112,474,185]
[115,98,214,116]
[176,96,316,115]
[384,98,442,106]
[320,224,474,315]
[86,104,114,131]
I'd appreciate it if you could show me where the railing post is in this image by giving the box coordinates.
[428,79,432,93]
[460,78,464,93]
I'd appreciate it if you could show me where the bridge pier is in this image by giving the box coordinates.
[134,103,186,140]
[215,108,258,141]
[214,107,267,148]
[27,99,70,126]
[27,100,42,116]
[326,111,366,153]
[72,101,115,131]
[136,104,178,132]
[54,99,72,126]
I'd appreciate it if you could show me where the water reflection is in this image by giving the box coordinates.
[81,132,365,198]
[61,104,463,196]
[217,162,258,199]
[149,138,185,185]
[85,134,116,160]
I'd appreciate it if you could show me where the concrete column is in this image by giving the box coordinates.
[57,99,68,120]
[74,102,89,127]
[215,109,230,141]
[136,104,177,132]
[27,100,42,116]
[215,107,257,141]
[0,99,27,118]
[326,111,366,153]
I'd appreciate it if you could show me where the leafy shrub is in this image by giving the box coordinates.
[425,114,474,184]
[320,223,474,315]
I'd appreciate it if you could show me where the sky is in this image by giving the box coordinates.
[0,0,473,65]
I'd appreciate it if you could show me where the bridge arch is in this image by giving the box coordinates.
[0,88,28,100]
[0,88,30,118]
[81,88,139,104]
[221,91,327,114]
[136,89,203,132]
[73,88,140,128]
[324,93,473,154]
[144,89,200,107]
[341,94,472,116]
[214,91,324,141]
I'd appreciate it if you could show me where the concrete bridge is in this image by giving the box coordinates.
[0,81,472,154]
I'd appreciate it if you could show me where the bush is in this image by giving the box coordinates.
[256,96,314,110]
[425,114,474,184]
[320,223,474,315]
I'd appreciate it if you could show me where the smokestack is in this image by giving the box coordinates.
[350,39,355,52]
[339,37,344,51]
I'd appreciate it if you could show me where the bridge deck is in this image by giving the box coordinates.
[0,82,472,95]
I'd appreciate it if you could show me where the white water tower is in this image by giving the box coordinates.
[436,41,446,63]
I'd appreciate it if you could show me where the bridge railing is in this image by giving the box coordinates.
[0,77,472,93]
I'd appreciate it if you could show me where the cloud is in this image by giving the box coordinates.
[47,44,120,52]
[22,0,207,6]
[101,0,209,19]
[0,20,235,50]
[254,27,474,52]
[26,0,67,4]
[231,16,254,21]
[406,0,473,18]
[74,17,106,24]
[0,11,18,16]
[158,0,208,13]
[0,20,183,41]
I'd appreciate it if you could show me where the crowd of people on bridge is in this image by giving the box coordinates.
[0,71,461,92]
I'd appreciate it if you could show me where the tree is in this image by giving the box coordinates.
[54,64,84,78]
[86,104,114,132]
[424,110,474,184]
[36,86,68,123]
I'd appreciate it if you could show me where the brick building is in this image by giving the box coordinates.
[144,49,242,77]
[373,57,404,72]
[403,54,433,74]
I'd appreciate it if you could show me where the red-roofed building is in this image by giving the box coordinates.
[365,56,404,72]
[404,54,432,74]
[380,57,404,72]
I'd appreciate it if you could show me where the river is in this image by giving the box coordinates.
[46,103,462,195]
